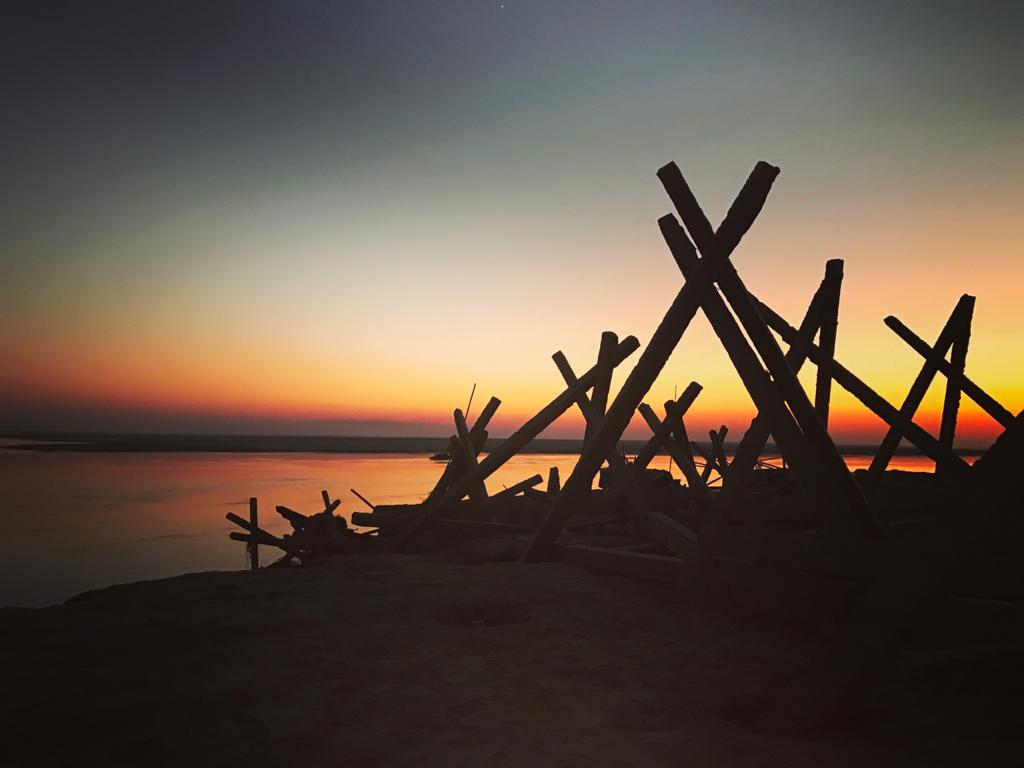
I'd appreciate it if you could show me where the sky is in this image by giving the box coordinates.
[1,0,1021,447]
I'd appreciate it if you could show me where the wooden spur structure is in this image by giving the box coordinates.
[227,158,1022,732]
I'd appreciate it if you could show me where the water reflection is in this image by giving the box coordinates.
[0,449,966,607]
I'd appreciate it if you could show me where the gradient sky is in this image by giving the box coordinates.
[1,0,1021,446]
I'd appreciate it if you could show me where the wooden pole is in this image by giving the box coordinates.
[248,497,259,570]
[659,164,884,542]
[863,296,972,492]
[521,161,780,562]
[454,408,488,502]
[584,331,619,448]
[350,488,375,510]
[814,259,843,427]
[390,335,641,551]
[883,316,1014,428]
[937,308,973,477]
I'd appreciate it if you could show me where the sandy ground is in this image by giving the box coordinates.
[2,554,1021,767]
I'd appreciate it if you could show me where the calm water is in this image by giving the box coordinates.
[0,447,952,607]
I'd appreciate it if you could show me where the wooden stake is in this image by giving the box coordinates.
[584,331,619,448]
[454,407,488,502]
[521,161,780,562]
[248,497,259,570]
[814,259,843,427]
[547,466,561,495]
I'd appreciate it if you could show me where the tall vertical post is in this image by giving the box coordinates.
[248,497,259,570]
[814,259,843,428]
[937,303,973,478]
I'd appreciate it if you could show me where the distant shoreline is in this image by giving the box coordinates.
[0,433,983,456]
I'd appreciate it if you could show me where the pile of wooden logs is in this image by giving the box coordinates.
[226,158,1022,732]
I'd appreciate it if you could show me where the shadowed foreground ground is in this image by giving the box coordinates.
[1,555,1021,767]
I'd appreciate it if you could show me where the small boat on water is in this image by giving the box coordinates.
[429,452,451,462]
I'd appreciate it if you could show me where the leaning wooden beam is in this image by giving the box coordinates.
[863,296,972,491]
[659,165,884,542]
[667,406,702,492]
[755,299,969,474]
[427,396,501,500]
[389,335,641,551]
[723,263,829,495]
[632,384,703,472]
[522,161,781,562]
[883,315,1015,428]
[584,331,619,448]
[757,410,1024,732]
[689,439,715,483]
[350,488,375,510]
[813,259,844,427]
[657,213,838,529]
[226,512,300,556]
[937,304,973,478]
[491,474,544,500]
[553,347,658,533]
[454,407,488,502]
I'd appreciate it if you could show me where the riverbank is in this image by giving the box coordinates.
[2,553,1020,766]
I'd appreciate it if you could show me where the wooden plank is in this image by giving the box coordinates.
[352,511,532,535]
[647,511,698,558]
[390,335,641,551]
[522,161,781,562]
[659,165,884,543]
[454,407,488,502]
[492,474,544,499]
[558,543,684,582]
[813,259,843,427]
[884,315,1014,428]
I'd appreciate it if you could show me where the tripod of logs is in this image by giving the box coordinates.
[226,158,1022,732]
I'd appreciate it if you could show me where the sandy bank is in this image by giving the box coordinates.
[1,555,1020,766]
